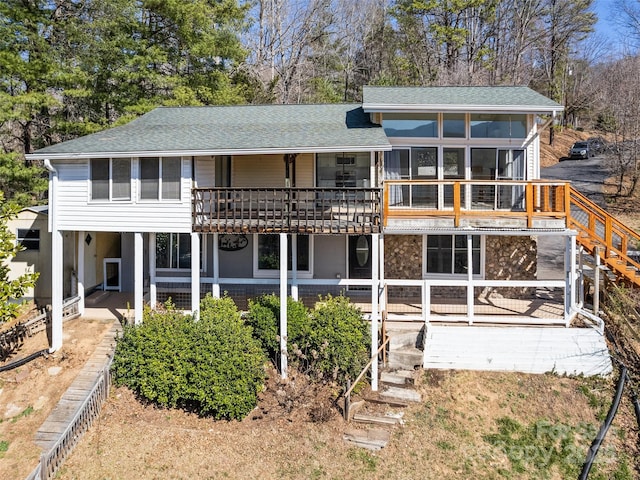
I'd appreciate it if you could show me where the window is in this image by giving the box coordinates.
[470,114,527,138]
[316,152,370,188]
[140,157,181,200]
[90,158,131,201]
[424,235,482,277]
[16,229,39,250]
[156,233,203,270]
[384,147,438,207]
[254,235,312,277]
[443,113,466,138]
[382,113,438,137]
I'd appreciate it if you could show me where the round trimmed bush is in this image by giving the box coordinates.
[111,296,266,420]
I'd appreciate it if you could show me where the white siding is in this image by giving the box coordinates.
[54,158,192,233]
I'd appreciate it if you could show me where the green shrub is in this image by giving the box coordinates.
[246,294,310,363]
[112,296,266,420]
[307,295,369,384]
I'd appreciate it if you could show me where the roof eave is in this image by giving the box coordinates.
[363,103,564,114]
[26,144,393,161]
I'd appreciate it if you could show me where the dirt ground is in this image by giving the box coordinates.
[54,369,638,480]
[0,315,115,480]
[539,127,593,168]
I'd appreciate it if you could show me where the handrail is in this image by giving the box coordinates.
[569,186,640,286]
[383,179,570,228]
[343,334,391,421]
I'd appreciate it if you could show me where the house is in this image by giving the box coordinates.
[26,86,615,384]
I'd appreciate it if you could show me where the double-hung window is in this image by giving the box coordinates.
[90,158,131,201]
[140,157,181,200]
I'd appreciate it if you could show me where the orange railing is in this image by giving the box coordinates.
[383,180,571,228]
[569,187,640,286]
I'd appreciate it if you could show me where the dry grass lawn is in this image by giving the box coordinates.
[56,369,638,480]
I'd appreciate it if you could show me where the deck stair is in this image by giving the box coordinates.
[569,186,640,288]
[343,330,423,450]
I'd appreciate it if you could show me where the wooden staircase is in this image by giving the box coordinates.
[569,187,640,288]
[343,328,423,450]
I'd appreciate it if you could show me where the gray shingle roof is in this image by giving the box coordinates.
[363,86,563,113]
[28,104,390,159]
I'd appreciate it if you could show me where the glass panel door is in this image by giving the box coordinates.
[442,148,465,208]
[470,148,496,209]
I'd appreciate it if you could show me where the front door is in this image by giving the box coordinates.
[348,235,372,287]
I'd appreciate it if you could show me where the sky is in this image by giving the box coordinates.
[592,0,634,53]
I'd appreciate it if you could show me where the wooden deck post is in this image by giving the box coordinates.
[467,234,474,325]
[371,233,379,392]
[279,233,288,379]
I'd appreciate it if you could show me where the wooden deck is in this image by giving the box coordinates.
[34,321,121,450]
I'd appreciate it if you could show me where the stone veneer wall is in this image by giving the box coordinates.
[383,234,539,300]
[481,235,538,299]
[384,235,422,298]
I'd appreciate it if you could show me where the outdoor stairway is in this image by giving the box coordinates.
[569,186,640,288]
[343,329,423,451]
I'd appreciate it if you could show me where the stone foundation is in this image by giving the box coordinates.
[384,235,422,298]
[482,235,537,299]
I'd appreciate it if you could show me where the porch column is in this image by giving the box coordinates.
[149,232,156,308]
[371,233,379,391]
[134,232,143,324]
[279,233,288,378]
[564,234,577,326]
[212,233,220,298]
[50,229,63,352]
[379,234,386,314]
[291,233,298,301]
[467,234,474,325]
[191,232,201,315]
[77,231,85,316]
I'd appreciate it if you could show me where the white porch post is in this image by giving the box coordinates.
[291,233,298,301]
[371,233,379,391]
[212,232,220,298]
[191,232,201,315]
[50,229,63,352]
[379,234,386,314]
[279,233,288,378]
[594,246,601,315]
[467,234,474,325]
[77,231,85,316]
[149,232,156,308]
[578,245,585,308]
[564,235,576,326]
[134,232,143,324]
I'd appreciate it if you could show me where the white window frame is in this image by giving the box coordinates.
[16,228,40,251]
[139,157,182,202]
[89,158,132,202]
[422,234,485,279]
[156,232,205,272]
[253,234,314,278]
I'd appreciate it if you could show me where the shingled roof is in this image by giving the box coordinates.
[28,104,391,159]
[363,86,563,113]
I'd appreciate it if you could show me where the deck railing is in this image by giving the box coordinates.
[193,187,382,234]
[383,180,571,228]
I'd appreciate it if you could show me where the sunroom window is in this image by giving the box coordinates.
[470,114,527,138]
[382,113,438,138]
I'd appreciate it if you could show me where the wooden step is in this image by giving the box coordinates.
[353,413,402,426]
[380,385,422,403]
[380,369,416,387]
[364,394,409,408]
[343,428,390,451]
